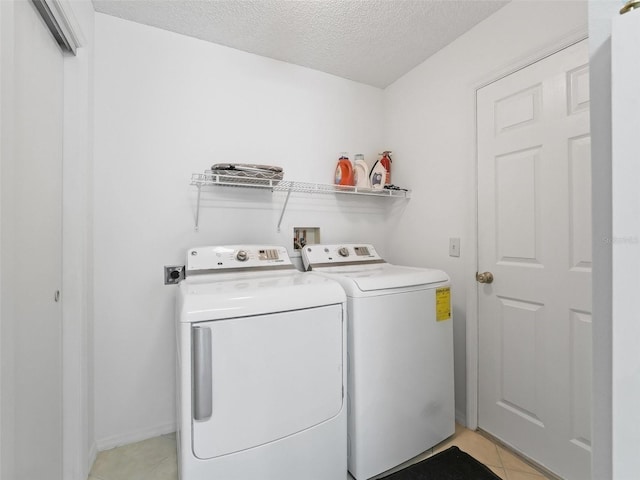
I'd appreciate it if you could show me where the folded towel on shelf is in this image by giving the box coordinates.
[211,163,282,173]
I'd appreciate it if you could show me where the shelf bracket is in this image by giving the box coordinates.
[277,187,293,233]
[194,184,202,231]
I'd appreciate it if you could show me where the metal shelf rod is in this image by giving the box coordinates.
[277,187,293,233]
[194,184,202,231]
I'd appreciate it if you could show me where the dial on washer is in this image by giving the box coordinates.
[338,247,349,257]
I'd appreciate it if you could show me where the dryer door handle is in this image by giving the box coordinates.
[192,326,213,421]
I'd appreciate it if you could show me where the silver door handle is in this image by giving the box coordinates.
[476,271,494,284]
[192,326,212,421]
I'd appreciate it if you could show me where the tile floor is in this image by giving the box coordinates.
[89,432,177,480]
[89,424,553,480]
[372,423,554,480]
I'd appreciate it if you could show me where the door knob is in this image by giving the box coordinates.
[620,0,640,14]
[476,272,494,284]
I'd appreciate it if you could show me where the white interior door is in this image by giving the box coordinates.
[477,40,591,480]
[4,1,65,478]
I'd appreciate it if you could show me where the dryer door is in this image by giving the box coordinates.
[191,304,344,459]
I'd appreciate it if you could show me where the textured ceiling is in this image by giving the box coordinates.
[92,0,509,88]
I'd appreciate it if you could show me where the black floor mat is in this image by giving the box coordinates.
[378,446,502,480]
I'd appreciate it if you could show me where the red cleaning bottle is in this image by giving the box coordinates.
[335,154,354,186]
[380,151,392,185]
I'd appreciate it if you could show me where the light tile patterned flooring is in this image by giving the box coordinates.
[374,423,554,480]
[89,433,177,480]
[89,424,553,480]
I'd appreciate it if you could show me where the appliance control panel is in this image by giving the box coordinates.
[186,245,292,273]
[301,244,384,270]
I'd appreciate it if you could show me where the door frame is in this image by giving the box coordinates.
[466,28,588,431]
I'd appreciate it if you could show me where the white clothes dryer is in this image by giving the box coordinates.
[302,244,455,480]
[177,245,347,480]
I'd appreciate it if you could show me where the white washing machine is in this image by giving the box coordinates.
[302,244,455,480]
[176,245,347,480]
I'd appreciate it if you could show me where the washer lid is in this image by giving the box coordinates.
[178,271,346,322]
[314,263,449,292]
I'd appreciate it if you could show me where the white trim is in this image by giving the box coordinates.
[62,45,90,480]
[455,408,467,428]
[0,3,3,477]
[467,27,589,431]
[0,3,17,478]
[50,0,85,46]
[60,2,92,477]
[473,26,588,91]
[96,422,176,452]
[87,441,97,475]
[31,0,83,54]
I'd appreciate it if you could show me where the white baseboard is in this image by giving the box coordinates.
[95,422,176,452]
[455,408,467,428]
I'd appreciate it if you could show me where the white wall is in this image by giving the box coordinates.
[383,0,588,424]
[93,13,396,447]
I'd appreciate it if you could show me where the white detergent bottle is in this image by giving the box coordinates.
[369,159,387,190]
[353,154,370,188]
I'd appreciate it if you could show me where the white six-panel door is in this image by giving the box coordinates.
[477,40,591,480]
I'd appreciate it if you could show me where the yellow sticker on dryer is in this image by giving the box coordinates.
[436,287,451,321]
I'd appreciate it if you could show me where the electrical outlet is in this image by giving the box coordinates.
[449,238,460,257]
[164,265,185,285]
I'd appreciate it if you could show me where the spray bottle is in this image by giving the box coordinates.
[380,151,392,185]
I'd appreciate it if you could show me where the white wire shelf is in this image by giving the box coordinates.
[190,173,411,198]
[190,172,411,231]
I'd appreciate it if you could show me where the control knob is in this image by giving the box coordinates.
[338,247,349,257]
[236,250,249,262]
